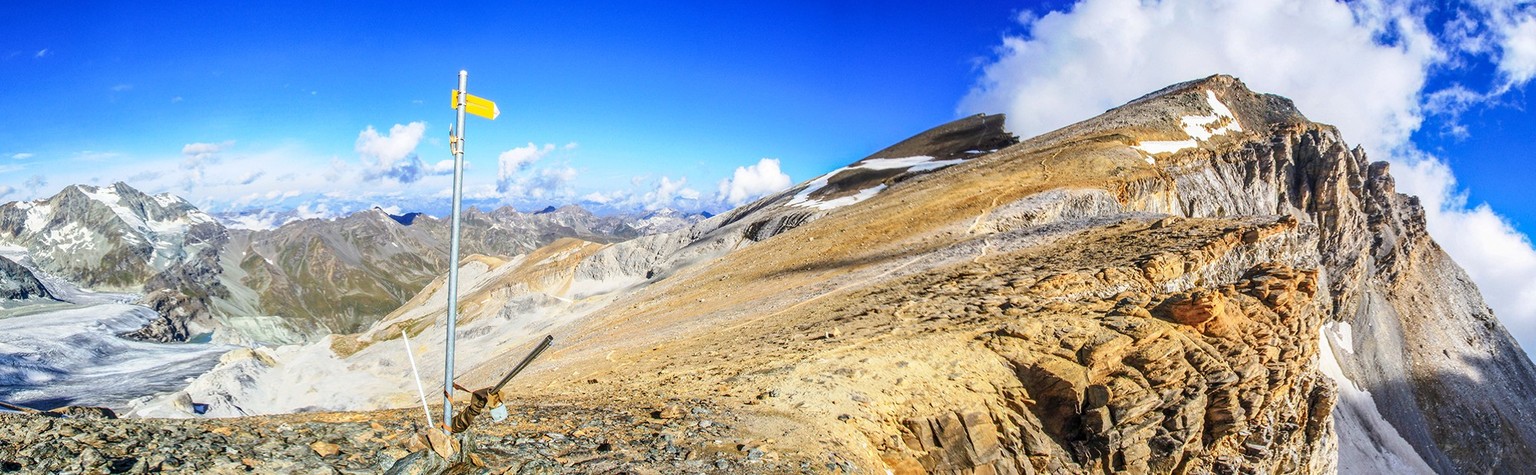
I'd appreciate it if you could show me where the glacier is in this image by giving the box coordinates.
[0,248,231,413]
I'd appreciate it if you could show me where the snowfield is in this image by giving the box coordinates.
[1318,322,1436,474]
[0,303,231,413]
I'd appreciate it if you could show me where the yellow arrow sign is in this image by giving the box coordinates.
[452,90,499,120]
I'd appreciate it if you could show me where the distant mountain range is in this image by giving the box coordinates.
[0,183,707,344]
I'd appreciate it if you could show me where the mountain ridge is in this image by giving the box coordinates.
[3,75,1534,474]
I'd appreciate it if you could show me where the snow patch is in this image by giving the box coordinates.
[787,156,965,210]
[75,185,214,270]
[21,202,51,231]
[1132,90,1245,157]
[1318,322,1436,474]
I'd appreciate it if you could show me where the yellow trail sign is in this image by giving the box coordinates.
[452,90,499,120]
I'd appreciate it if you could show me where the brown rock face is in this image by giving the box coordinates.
[1167,290,1224,325]
[883,255,1330,475]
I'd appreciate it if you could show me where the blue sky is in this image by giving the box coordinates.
[2,1,1526,230]
[4,1,1536,349]
[1,1,1041,216]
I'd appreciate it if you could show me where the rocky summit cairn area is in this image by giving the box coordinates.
[3,75,1534,474]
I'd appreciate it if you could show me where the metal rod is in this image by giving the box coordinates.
[401,330,434,429]
[443,69,468,434]
[491,335,555,394]
[0,400,40,414]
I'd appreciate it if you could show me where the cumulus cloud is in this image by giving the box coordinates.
[497,143,556,192]
[961,0,1437,154]
[717,158,792,207]
[961,0,1536,352]
[493,159,578,201]
[641,176,701,211]
[356,122,437,183]
[531,166,577,199]
[181,140,234,190]
[428,160,455,175]
[0,185,13,199]
[580,190,628,205]
[1499,15,1536,86]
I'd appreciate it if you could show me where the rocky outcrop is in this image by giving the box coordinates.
[839,214,1337,474]
[1094,77,1536,474]
[0,256,50,301]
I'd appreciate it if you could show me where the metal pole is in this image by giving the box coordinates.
[443,69,468,434]
[402,330,434,429]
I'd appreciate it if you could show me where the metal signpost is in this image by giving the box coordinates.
[444,70,498,436]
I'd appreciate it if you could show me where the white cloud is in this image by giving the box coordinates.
[497,143,556,192]
[716,158,792,207]
[1423,84,1487,138]
[962,0,1536,353]
[530,166,577,199]
[961,0,1437,155]
[641,176,701,211]
[182,141,231,161]
[111,84,133,92]
[356,122,431,183]
[580,190,627,205]
[491,155,578,201]
[0,185,13,199]
[1500,15,1536,86]
[1444,1,1536,91]
[181,141,234,190]
[34,49,48,58]
[428,160,455,175]
[10,153,32,160]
